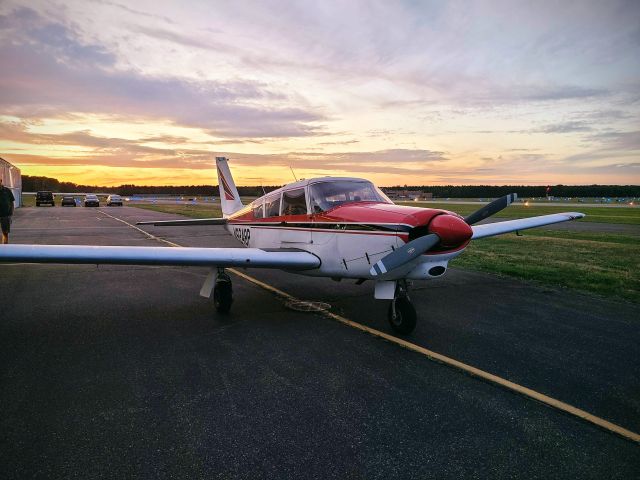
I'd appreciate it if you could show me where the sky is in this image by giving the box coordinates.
[0,0,638,186]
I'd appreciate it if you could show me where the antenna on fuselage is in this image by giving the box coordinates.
[289,166,298,182]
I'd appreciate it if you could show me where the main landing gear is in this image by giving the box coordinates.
[387,280,417,335]
[213,268,233,313]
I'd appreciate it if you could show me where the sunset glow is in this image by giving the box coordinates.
[0,1,638,186]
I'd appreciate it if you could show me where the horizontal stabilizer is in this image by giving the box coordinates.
[136,218,227,226]
[471,212,585,239]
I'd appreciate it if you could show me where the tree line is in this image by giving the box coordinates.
[384,184,640,198]
[22,175,277,197]
[21,175,639,198]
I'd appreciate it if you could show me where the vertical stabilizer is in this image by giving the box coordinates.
[216,157,243,217]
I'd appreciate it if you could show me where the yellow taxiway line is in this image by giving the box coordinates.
[99,209,640,444]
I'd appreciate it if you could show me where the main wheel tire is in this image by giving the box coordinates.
[388,297,417,334]
[213,280,233,313]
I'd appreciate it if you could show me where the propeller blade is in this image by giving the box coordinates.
[370,233,440,276]
[464,193,517,225]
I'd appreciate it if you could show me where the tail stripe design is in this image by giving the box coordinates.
[215,156,243,217]
[218,166,236,201]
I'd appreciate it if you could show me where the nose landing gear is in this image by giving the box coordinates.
[387,280,417,334]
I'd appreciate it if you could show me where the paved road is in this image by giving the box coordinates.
[1,206,638,479]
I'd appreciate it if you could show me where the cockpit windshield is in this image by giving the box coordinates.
[308,180,392,213]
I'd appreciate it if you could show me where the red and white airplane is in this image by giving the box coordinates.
[0,157,584,334]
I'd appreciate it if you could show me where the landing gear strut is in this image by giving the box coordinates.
[387,280,417,334]
[213,268,233,313]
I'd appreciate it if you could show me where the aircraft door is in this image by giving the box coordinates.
[280,188,312,245]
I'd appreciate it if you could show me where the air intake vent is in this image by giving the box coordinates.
[428,266,446,276]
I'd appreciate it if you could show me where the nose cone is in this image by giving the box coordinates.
[428,214,473,248]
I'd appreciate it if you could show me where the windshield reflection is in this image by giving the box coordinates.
[309,180,392,213]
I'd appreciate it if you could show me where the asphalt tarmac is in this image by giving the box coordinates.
[1,206,638,479]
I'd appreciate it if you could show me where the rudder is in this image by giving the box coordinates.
[216,156,243,217]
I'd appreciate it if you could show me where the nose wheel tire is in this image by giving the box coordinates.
[388,297,417,335]
[213,278,233,313]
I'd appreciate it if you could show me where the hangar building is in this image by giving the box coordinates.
[0,157,22,208]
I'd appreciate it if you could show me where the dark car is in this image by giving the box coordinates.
[36,191,55,207]
[61,196,76,207]
[84,194,100,207]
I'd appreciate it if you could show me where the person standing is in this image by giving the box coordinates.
[0,177,15,244]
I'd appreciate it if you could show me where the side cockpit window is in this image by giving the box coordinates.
[252,200,264,219]
[264,194,281,217]
[281,188,308,216]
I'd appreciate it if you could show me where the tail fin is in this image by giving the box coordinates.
[216,156,243,217]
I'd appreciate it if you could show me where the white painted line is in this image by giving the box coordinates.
[106,209,640,444]
[98,210,180,247]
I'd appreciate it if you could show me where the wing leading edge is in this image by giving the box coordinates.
[471,212,585,239]
[136,218,227,226]
[0,244,320,270]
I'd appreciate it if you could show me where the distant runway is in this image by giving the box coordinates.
[1,206,639,479]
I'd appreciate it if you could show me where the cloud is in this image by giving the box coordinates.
[216,148,449,175]
[0,7,325,138]
[0,120,215,169]
[578,109,633,121]
[0,7,116,67]
[1,120,446,176]
[585,130,640,150]
[134,25,231,53]
[538,121,593,134]
[443,84,611,107]
[87,1,623,110]
[317,140,360,146]
[90,0,176,25]
[517,85,609,102]
[1,1,638,187]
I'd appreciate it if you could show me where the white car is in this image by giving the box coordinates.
[106,194,123,206]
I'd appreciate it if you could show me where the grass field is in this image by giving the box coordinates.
[452,230,639,303]
[130,203,223,218]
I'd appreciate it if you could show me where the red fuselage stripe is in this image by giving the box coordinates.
[251,225,400,237]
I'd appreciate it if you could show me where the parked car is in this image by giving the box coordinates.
[84,194,100,207]
[36,191,55,207]
[106,194,123,206]
[61,196,76,207]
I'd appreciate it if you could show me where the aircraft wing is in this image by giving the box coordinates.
[0,244,319,270]
[136,217,227,226]
[471,212,585,239]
